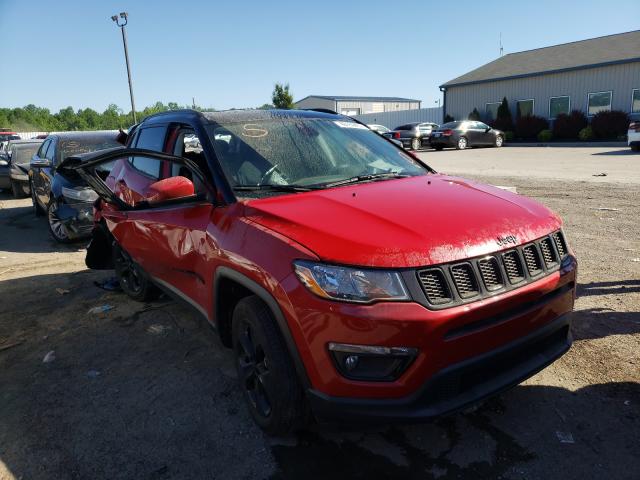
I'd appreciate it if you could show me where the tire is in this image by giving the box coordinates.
[47,200,72,243]
[456,137,468,150]
[31,180,44,216]
[113,243,160,302]
[11,180,26,198]
[411,138,421,151]
[495,135,504,147]
[232,295,306,435]
[434,146,444,151]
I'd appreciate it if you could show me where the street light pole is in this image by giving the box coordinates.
[111,12,137,124]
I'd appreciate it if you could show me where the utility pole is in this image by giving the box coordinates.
[499,32,504,57]
[111,12,137,123]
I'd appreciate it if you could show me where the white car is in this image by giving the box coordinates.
[629,121,640,152]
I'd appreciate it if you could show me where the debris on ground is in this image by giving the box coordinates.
[94,277,122,292]
[592,173,607,177]
[87,305,114,315]
[55,288,71,295]
[42,351,56,363]
[0,340,23,352]
[493,185,518,194]
[556,431,575,444]
[632,258,640,263]
[147,324,172,335]
[594,207,620,212]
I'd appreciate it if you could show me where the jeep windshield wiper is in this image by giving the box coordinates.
[233,184,317,192]
[321,172,411,188]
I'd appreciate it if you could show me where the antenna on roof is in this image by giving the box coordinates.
[499,32,504,56]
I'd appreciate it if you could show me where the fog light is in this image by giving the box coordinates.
[328,342,418,382]
[344,355,359,371]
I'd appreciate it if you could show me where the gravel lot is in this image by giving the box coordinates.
[1,147,638,480]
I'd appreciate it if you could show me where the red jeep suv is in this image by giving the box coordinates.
[66,109,577,434]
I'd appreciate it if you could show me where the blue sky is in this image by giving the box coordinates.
[0,0,638,112]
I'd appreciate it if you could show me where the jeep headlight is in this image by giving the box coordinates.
[62,186,99,202]
[293,261,409,303]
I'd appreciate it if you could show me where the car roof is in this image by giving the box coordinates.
[139,108,343,127]
[48,130,119,140]
[8,139,43,145]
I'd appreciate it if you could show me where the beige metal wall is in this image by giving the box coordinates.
[445,62,640,121]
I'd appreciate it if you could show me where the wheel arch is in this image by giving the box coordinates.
[214,266,311,389]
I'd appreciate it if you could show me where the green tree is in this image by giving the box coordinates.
[494,97,514,131]
[468,108,481,120]
[271,83,294,109]
[257,103,274,110]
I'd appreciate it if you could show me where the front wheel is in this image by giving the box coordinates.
[411,138,421,150]
[495,135,504,147]
[232,296,306,435]
[47,200,72,243]
[113,243,160,302]
[456,137,468,150]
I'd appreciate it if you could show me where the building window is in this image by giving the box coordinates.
[516,99,534,117]
[587,91,612,116]
[549,96,570,119]
[340,108,360,116]
[632,89,640,114]
[485,102,501,121]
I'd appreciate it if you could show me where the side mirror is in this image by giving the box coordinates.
[145,176,194,204]
[31,159,52,168]
[485,126,492,132]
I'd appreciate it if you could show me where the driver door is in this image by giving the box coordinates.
[73,144,217,318]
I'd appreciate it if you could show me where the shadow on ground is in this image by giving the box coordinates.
[591,149,638,156]
[0,197,88,254]
[1,271,639,479]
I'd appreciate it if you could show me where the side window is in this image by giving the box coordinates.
[45,139,56,162]
[37,139,50,158]
[131,126,167,179]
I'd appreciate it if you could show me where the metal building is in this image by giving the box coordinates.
[440,30,640,122]
[294,95,421,116]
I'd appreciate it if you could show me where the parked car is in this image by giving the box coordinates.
[430,121,504,150]
[628,121,640,151]
[367,124,390,134]
[367,124,404,148]
[0,131,21,153]
[384,122,439,150]
[6,139,44,197]
[68,109,576,435]
[30,131,121,242]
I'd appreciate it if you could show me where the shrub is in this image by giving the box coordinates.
[553,110,587,139]
[537,129,553,142]
[515,115,548,139]
[468,108,481,120]
[493,97,514,132]
[444,114,455,123]
[504,131,514,142]
[578,126,594,141]
[590,110,629,139]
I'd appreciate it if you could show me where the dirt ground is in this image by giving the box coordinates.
[1,154,639,479]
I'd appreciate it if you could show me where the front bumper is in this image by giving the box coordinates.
[0,170,10,189]
[57,200,94,239]
[308,313,571,421]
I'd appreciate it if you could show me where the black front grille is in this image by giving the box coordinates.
[478,257,504,291]
[417,269,452,305]
[553,231,568,258]
[414,230,571,310]
[523,245,543,276]
[451,263,479,298]
[502,250,525,284]
[539,237,558,267]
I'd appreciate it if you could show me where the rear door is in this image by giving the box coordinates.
[35,138,57,206]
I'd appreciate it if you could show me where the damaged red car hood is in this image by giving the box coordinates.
[244,174,561,268]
